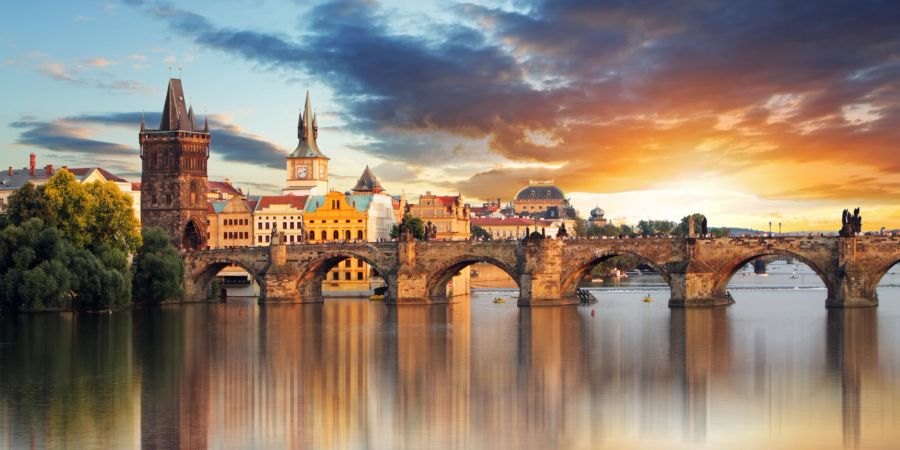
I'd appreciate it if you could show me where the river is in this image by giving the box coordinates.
[1,262,899,449]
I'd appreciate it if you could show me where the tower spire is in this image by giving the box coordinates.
[289,90,326,158]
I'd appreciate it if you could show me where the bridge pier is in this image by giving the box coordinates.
[259,234,301,303]
[668,270,735,308]
[826,267,878,308]
[518,239,578,307]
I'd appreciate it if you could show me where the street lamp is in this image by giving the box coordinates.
[769,221,772,237]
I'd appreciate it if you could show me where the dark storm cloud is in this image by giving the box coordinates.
[139,0,900,200]
[10,112,287,170]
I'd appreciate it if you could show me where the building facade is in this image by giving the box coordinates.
[139,78,211,250]
[304,190,373,292]
[253,195,308,246]
[407,192,471,240]
[283,92,329,196]
[207,196,256,249]
[470,217,558,239]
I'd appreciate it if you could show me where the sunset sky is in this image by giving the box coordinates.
[2,0,899,231]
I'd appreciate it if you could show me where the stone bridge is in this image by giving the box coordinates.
[183,235,900,308]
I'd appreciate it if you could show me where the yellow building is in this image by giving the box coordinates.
[253,195,308,246]
[406,192,471,240]
[206,196,255,249]
[304,191,374,293]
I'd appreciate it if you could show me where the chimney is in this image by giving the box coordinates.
[45,164,53,175]
[7,166,12,176]
[29,153,35,176]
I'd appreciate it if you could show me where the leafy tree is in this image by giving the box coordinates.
[471,224,491,240]
[132,227,185,305]
[574,218,589,237]
[675,213,707,237]
[69,244,132,310]
[0,219,74,313]
[84,180,141,253]
[637,219,676,237]
[389,214,427,240]
[42,169,93,247]
[5,182,54,226]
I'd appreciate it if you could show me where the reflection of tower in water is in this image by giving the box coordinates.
[826,308,877,449]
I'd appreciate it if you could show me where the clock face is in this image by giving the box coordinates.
[296,165,308,179]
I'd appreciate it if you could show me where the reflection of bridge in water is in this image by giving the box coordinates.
[184,235,900,307]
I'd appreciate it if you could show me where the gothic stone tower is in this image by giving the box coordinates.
[139,78,211,250]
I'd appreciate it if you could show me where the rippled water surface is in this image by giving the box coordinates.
[2,263,900,449]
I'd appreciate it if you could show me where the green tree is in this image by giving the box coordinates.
[5,182,54,226]
[675,213,707,237]
[0,219,75,313]
[637,219,676,237]
[43,169,93,247]
[471,224,491,240]
[84,180,141,253]
[389,214,427,240]
[69,244,132,310]
[132,227,185,305]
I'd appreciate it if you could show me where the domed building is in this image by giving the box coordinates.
[589,207,607,226]
[512,179,575,218]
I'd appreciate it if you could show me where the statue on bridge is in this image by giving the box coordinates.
[840,207,862,237]
[701,217,708,236]
[399,216,414,242]
[557,223,568,239]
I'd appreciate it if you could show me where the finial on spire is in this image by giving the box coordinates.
[140,113,145,132]
[203,116,209,132]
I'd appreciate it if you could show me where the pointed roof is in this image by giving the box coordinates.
[289,91,328,159]
[158,78,195,131]
[187,105,196,130]
[352,165,383,193]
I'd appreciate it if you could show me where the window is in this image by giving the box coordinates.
[258,222,262,230]
[333,230,339,240]
[152,194,157,204]
[265,222,270,230]
[345,260,351,267]
[166,194,172,205]
[266,235,270,243]
[290,222,294,229]
[321,230,327,240]
[345,230,351,240]
[310,230,316,240]
[357,260,364,268]
[332,272,339,280]
[357,230,363,240]
[344,272,351,280]
[357,272,363,280]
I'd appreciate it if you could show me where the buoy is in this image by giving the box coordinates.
[643,295,653,303]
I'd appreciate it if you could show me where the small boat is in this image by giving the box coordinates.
[493,297,506,304]
[591,278,604,283]
[643,295,653,303]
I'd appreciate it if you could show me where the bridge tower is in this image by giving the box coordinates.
[139,78,211,250]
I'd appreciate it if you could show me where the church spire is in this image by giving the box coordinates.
[187,105,196,130]
[158,78,193,131]
[289,90,327,158]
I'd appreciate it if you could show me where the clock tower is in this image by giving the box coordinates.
[284,91,329,196]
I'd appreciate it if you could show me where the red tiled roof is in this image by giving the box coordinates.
[471,217,554,227]
[131,182,141,191]
[206,202,216,214]
[435,195,458,206]
[255,195,308,211]
[208,180,242,197]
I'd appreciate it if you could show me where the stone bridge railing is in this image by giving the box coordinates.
[182,235,900,308]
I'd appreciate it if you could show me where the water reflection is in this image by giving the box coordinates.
[2,292,900,448]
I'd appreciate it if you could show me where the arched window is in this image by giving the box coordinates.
[345,230,351,240]
[357,230,363,240]
[321,230,327,240]
[333,230,340,240]
[309,230,316,240]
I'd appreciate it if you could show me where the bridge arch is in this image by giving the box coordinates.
[188,256,265,300]
[296,249,392,300]
[712,248,834,300]
[426,255,520,300]
[560,250,673,298]
[865,255,900,297]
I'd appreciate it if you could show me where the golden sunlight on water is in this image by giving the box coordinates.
[2,271,900,449]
